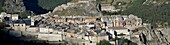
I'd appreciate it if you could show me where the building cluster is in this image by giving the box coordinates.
[0,12,142,42]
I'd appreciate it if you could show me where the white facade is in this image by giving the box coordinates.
[39,28,49,33]
[49,28,54,32]
[0,15,3,19]
[101,4,116,12]
[108,27,129,38]
[13,23,26,31]
[31,17,34,26]
[0,12,11,20]
[0,19,2,22]
[38,34,62,41]
[0,15,2,22]
[12,14,18,20]
[0,12,20,21]
[26,27,38,32]
[39,28,54,33]
[85,25,95,28]
[1,12,11,17]
[0,12,6,18]
[109,29,129,34]
[83,36,108,42]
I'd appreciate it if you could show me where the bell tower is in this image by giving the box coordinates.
[31,17,34,26]
[31,11,34,26]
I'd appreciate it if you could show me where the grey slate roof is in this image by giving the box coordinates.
[14,19,31,25]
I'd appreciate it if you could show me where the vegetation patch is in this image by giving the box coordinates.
[121,0,170,27]
[0,0,4,12]
[97,40,112,45]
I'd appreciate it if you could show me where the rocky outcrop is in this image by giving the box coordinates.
[3,0,26,13]
[52,0,101,16]
[131,24,170,45]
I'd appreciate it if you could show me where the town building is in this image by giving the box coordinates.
[39,27,54,33]
[54,17,66,23]
[11,14,19,20]
[2,11,143,44]
[107,27,129,37]
[84,18,96,23]
[100,4,119,12]
[26,27,38,32]
[11,19,31,31]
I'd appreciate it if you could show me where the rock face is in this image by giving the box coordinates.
[3,0,26,13]
[131,25,170,45]
[52,0,101,16]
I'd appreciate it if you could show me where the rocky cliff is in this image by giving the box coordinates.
[52,0,101,16]
[130,24,170,45]
[1,0,70,14]
[3,0,26,13]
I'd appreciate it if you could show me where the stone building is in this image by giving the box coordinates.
[11,19,31,31]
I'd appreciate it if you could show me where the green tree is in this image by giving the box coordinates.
[0,0,5,12]
[71,43,79,45]
[122,39,137,45]
[19,11,31,19]
[97,40,112,45]
[0,22,6,29]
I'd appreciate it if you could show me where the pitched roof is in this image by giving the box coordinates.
[14,19,31,25]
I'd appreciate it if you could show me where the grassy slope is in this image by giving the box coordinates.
[121,0,170,27]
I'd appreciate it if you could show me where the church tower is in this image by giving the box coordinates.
[31,17,34,26]
[31,11,34,26]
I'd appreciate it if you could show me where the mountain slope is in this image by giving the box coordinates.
[121,0,170,27]
[52,1,100,16]
[38,0,70,10]
[0,0,70,14]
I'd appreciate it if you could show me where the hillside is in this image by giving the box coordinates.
[52,1,100,16]
[0,0,70,14]
[121,0,170,27]
[143,0,169,5]
[38,0,70,10]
